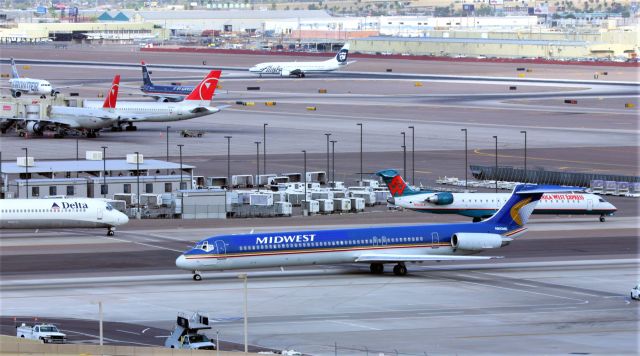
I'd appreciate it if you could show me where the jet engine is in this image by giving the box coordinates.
[451,233,512,250]
[11,90,22,98]
[425,192,454,205]
[26,121,44,134]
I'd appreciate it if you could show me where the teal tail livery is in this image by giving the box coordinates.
[176,184,578,280]
[376,169,423,197]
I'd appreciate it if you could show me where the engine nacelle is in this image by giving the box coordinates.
[12,90,22,98]
[451,232,511,250]
[426,192,454,205]
[26,121,43,134]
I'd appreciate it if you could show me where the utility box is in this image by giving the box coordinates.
[126,153,143,164]
[85,151,103,160]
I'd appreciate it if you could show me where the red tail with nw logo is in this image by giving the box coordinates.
[184,70,221,102]
[102,75,120,109]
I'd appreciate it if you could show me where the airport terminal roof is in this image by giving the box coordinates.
[1,159,194,175]
[124,9,332,20]
[361,36,590,46]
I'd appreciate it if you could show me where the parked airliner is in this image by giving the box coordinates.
[1,75,123,138]
[83,70,223,131]
[176,184,576,280]
[249,44,351,78]
[139,61,194,102]
[0,198,129,236]
[3,58,76,98]
[377,169,617,222]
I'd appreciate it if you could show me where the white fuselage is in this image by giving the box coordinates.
[0,198,128,229]
[83,100,219,122]
[9,78,53,95]
[394,192,616,217]
[49,106,121,129]
[249,60,340,76]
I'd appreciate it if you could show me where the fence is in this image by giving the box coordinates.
[470,165,640,187]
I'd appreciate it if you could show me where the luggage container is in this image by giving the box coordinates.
[282,173,302,183]
[250,193,274,206]
[236,190,253,204]
[160,193,174,206]
[630,183,640,194]
[350,197,365,212]
[275,201,292,216]
[317,199,334,214]
[306,171,327,185]
[303,200,319,214]
[105,199,127,212]
[351,191,375,206]
[226,191,239,205]
[192,176,206,189]
[590,180,605,193]
[311,191,334,200]
[615,181,629,196]
[358,179,380,188]
[333,198,351,212]
[271,191,286,203]
[287,192,308,206]
[113,193,137,206]
[257,174,277,186]
[232,175,254,188]
[329,181,345,189]
[604,181,617,194]
[331,189,347,199]
[268,176,289,185]
[206,176,227,187]
[140,193,162,207]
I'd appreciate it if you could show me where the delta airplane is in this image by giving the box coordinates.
[83,70,223,131]
[176,184,576,280]
[2,58,77,98]
[139,61,194,102]
[377,169,617,222]
[1,75,124,138]
[249,44,351,78]
[0,198,129,236]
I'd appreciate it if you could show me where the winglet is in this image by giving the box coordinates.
[184,70,221,102]
[102,75,120,109]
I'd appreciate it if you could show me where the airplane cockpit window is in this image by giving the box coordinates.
[598,198,605,202]
[105,203,114,211]
[195,241,213,252]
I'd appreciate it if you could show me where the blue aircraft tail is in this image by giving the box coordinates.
[10,58,19,79]
[376,169,422,197]
[141,61,153,86]
[485,184,583,231]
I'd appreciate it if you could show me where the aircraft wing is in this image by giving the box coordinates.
[141,93,185,102]
[355,254,500,263]
[3,117,81,128]
[116,113,159,122]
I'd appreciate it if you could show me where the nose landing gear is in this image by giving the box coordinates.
[107,227,115,236]
[192,271,202,281]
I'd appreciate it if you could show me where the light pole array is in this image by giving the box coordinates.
[401,131,406,180]
[408,125,415,186]
[263,123,268,174]
[493,136,498,193]
[357,123,363,184]
[520,130,527,183]
[461,128,468,190]
[101,146,107,198]
[330,140,337,184]
[224,136,232,190]
[324,133,331,185]
[254,141,261,191]
[22,147,28,199]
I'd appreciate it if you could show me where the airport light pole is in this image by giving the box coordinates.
[493,136,498,193]
[216,329,220,355]
[520,130,527,183]
[401,132,406,180]
[357,123,363,185]
[302,150,307,215]
[408,125,415,186]
[177,144,184,190]
[254,141,261,191]
[238,273,249,353]
[135,151,140,218]
[101,146,107,198]
[324,133,331,185]
[224,136,232,190]
[76,138,79,178]
[330,140,337,184]
[263,123,268,174]
[461,128,468,190]
[22,147,28,199]
[166,126,171,162]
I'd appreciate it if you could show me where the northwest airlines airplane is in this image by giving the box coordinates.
[84,70,224,131]
[176,184,576,280]
[1,75,123,138]
[249,44,351,78]
[377,169,617,222]
[0,198,129,236]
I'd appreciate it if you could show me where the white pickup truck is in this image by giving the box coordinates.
[16,323,67,344]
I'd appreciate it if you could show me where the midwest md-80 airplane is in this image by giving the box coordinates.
[0,198,129,235]
[249,44,352,78]
[176,184,575,280]
[139,61,195,102]
[377,169,617,222]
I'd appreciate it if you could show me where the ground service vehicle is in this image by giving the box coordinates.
[16,323,67,344]
[631,284,640,300]
[165,312,216,350]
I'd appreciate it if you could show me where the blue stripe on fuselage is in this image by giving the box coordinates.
[142,85,194,95]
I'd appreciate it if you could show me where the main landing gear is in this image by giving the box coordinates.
[192,271,202,281]
[600,214,606,222]
[370,263,408,276]
[125,124,137,131]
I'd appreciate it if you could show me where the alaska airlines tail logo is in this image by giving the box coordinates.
[510,197,532,226]
[337,49,348,63]
[51,202,60,211]
[388,175,406,196]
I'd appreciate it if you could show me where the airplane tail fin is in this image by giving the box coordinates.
[183,70,221,102]
[10,58,19,79]
[102,75,121,109]
[327,43,349,65]
[376,169,422,197]
[141,61,153,86]
[485,185,584,231]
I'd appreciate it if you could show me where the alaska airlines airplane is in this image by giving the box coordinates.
[1,75,124,138]
[176,184,575,280]
[84,70,224,131]
[3,58,77,98]
[249,44,351,78]
[377,169,617,222]
[139,61,194,102]
[0,198,129,235]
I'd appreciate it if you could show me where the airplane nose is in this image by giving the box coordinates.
[120,214,129,225]
[176,255,190,269]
